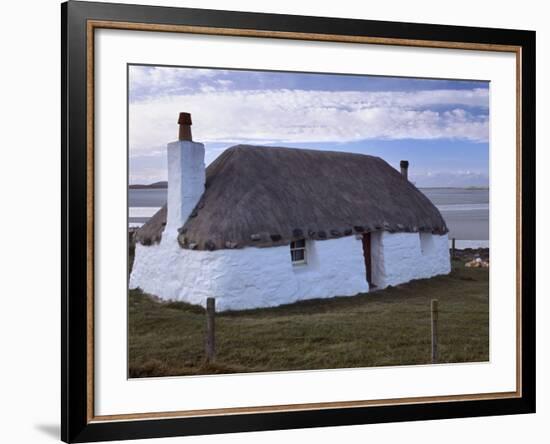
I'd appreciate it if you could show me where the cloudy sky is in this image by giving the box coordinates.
[128,65,489,187]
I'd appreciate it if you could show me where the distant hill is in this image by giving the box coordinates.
[129,181,168,189]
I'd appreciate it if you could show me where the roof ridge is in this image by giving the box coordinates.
[225,143,382,160]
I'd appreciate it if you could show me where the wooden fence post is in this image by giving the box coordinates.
[205,297,216,363]
[431,299,439,364]
[451,237,456,259]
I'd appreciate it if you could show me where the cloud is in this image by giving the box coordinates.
[215,79,233,87]
[129,88,489,155]
[129,66,224,98]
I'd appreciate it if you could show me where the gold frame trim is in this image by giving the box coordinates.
[86,19,523,423]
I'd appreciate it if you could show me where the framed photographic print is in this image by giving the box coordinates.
[61,1,536,442]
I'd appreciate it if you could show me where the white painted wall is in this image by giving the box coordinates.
[371,232,451,289]
[130,230,450,310]
[130,235,370,311]
[165,140,205,237]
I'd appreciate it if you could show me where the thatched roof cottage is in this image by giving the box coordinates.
[130,113,451,311]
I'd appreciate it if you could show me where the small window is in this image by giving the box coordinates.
[419,232,435,255]
[290,239,307,265]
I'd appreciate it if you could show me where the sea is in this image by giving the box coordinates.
[129,188,489,249]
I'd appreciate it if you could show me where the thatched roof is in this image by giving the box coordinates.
[135,145,448,250]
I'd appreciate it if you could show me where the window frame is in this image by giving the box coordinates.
[290,239,307,265]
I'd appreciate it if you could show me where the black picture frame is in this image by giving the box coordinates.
[61,1,536,442]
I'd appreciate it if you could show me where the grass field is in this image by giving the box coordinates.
[128,258,488,378]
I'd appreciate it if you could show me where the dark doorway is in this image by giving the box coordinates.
[362,232,373,286]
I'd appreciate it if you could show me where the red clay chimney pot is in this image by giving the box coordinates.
[178,112,192,125]
[178,112,193,141]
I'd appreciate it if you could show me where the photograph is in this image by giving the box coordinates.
[127,65,490,378]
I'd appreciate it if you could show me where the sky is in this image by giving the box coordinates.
[128,65,489,187]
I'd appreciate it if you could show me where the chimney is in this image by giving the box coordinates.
[400,160,409,181]
[178,112,192,141]
[165,112,205,237]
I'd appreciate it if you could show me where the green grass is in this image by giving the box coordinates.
[128,259,488,378]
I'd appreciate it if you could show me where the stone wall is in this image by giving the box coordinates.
[130,235,369,311]
[129,230,450,311]
[371,232,450,289]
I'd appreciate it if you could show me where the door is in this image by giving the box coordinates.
[362,232,373,286]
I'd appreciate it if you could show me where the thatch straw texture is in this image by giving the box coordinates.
[136,145,448,250]
[135,205,167,246]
